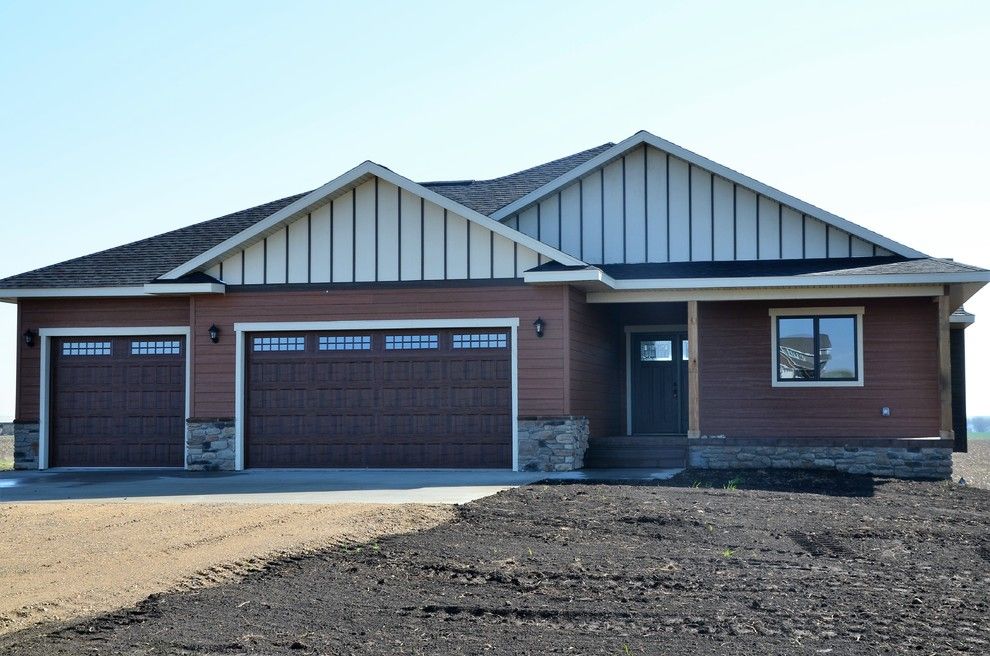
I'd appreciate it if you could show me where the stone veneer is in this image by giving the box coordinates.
[12,422,40,470]
[688,436,953,480]
[186,419,236,471]
[518,416,589,472]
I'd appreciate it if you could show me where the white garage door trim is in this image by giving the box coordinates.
[36,326,191,470]
[233,318,521,471]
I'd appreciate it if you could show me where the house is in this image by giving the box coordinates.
[2,131,985,478]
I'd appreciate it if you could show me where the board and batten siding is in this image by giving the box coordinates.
[504,144,892,265]
[204,177,548,285]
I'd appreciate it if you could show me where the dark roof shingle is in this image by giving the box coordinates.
[421,143,613,215]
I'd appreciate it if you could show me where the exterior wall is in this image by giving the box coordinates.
[566,287,623,438]
[207,176,548,286]
[504,144,891,265]
[698,297,940,438]
[190,283,566,418]
[518,416,589,471]
[186,419,236,471]
[689,437,952,479]
[15,297,191,421]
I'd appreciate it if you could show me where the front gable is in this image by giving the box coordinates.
[497,133,924,266]
[165,162,583,286]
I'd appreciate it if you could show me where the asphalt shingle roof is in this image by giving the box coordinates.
[530,257,987,279]
[421,143,613,215]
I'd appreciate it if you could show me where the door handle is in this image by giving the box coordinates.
[672,381,678,399]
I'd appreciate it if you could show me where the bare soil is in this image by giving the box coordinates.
[954,437,990,489]
[0,502,452,636]
[2,470,988,655]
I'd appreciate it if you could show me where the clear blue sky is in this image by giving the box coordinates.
[1,1,988,417]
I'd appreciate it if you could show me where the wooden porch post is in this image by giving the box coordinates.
[687,300,701,438]
[938,294,954,439]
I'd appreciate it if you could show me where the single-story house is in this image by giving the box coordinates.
[3,131,986,478]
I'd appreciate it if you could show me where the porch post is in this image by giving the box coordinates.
[687,300,701,438]
[938,294,954,439]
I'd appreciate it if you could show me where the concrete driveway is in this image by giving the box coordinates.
[0,467,682,504]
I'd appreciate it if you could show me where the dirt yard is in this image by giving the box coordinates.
[3,470,988,655]
[0,502,452,636]
[954,437,990,488]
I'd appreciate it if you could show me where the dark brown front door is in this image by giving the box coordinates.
[246,329,511,468]
[51,336,185,467]
[631,332,688,434]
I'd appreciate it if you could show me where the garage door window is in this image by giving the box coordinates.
[319,335,371,351]
[253,336,305,351]
[385,334,438,350]
[452,333,508,349]
[131,340,181,355]
[62,341,111,356]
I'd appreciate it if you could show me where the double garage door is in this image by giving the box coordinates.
[246,328,512,468]
[48,329,511,469]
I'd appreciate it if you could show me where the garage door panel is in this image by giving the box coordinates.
[247,328,511,468]
[51,335,185,468]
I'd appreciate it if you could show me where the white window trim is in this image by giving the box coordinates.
[233,318,521,471]
[37,326,191,470]
[769,307,865,388]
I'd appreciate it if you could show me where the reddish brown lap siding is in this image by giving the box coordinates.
[699,297,940,438]
[16,297,190,421]
[566,287,623,438]
[191,285,565,419]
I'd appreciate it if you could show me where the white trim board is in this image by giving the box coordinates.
[161,161,585,281]
[586,284,946,304]
[36,326,192,470]
[492,130,927,260]
[233,318,521,472]
[0,284,224,303]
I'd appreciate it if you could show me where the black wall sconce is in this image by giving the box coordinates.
[22,329,34,347]
[533,317,545,338]
[208,324,220,343]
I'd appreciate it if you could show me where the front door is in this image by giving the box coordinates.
[631,332,688,434]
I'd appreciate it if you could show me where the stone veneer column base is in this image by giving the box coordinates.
[186,419,236,471]
[13,422,40,470]
[688,436,953,480]
[517,416,589,472]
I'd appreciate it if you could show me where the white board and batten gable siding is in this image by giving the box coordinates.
[504,144,893,265]
[204,177,547,285]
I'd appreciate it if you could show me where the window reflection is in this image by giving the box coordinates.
[777,316,856,381]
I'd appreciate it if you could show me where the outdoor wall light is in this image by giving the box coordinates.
[533,317,545,338]
[208,324,220,343]
[22,329,34,347]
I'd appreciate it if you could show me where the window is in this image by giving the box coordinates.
[452,333,507,349]
[319,335,371,351]
[682,339,689,361]
[640,340,672,362]
[385,334,438,350]
[253,336,305,352]
[770,308,864,387]
[62,341,111,356]
[131,340,181,355]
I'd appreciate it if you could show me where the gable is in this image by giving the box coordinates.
[202,175,551,285]
[499,139,917,266]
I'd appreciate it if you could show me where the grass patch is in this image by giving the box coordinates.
[970,432,990,440]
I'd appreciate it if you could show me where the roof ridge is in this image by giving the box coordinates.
[421,143,614,186]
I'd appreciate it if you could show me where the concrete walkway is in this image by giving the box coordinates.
[0,468,682,505]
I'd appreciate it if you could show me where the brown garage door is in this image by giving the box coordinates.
[50,336,185,467]
[246,329,511,468]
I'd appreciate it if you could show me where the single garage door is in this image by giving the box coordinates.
[246,328,512,468]
[50,336,186,467]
